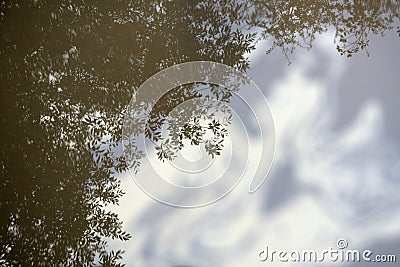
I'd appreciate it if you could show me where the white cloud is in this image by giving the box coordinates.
[109,31,400,266]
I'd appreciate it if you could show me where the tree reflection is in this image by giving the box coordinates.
[124,82,234,173]
[0,0,398,265]
[248,0,399,61]
[0,1,254,266]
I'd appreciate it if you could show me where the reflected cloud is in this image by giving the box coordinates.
[110,30,400,266]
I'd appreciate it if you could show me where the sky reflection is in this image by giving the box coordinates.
[110,29,400,267]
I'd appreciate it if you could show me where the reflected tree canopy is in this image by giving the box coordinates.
[248,0,399,60]
[133,83,233,163]
[0,1,254,266]
[0,0,398,266]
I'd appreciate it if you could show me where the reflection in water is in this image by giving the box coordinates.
[0,1,255,266]
[0,0,399,266]
[122,61,275,207]
[124,82,233,169]
[249,0,399,61]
